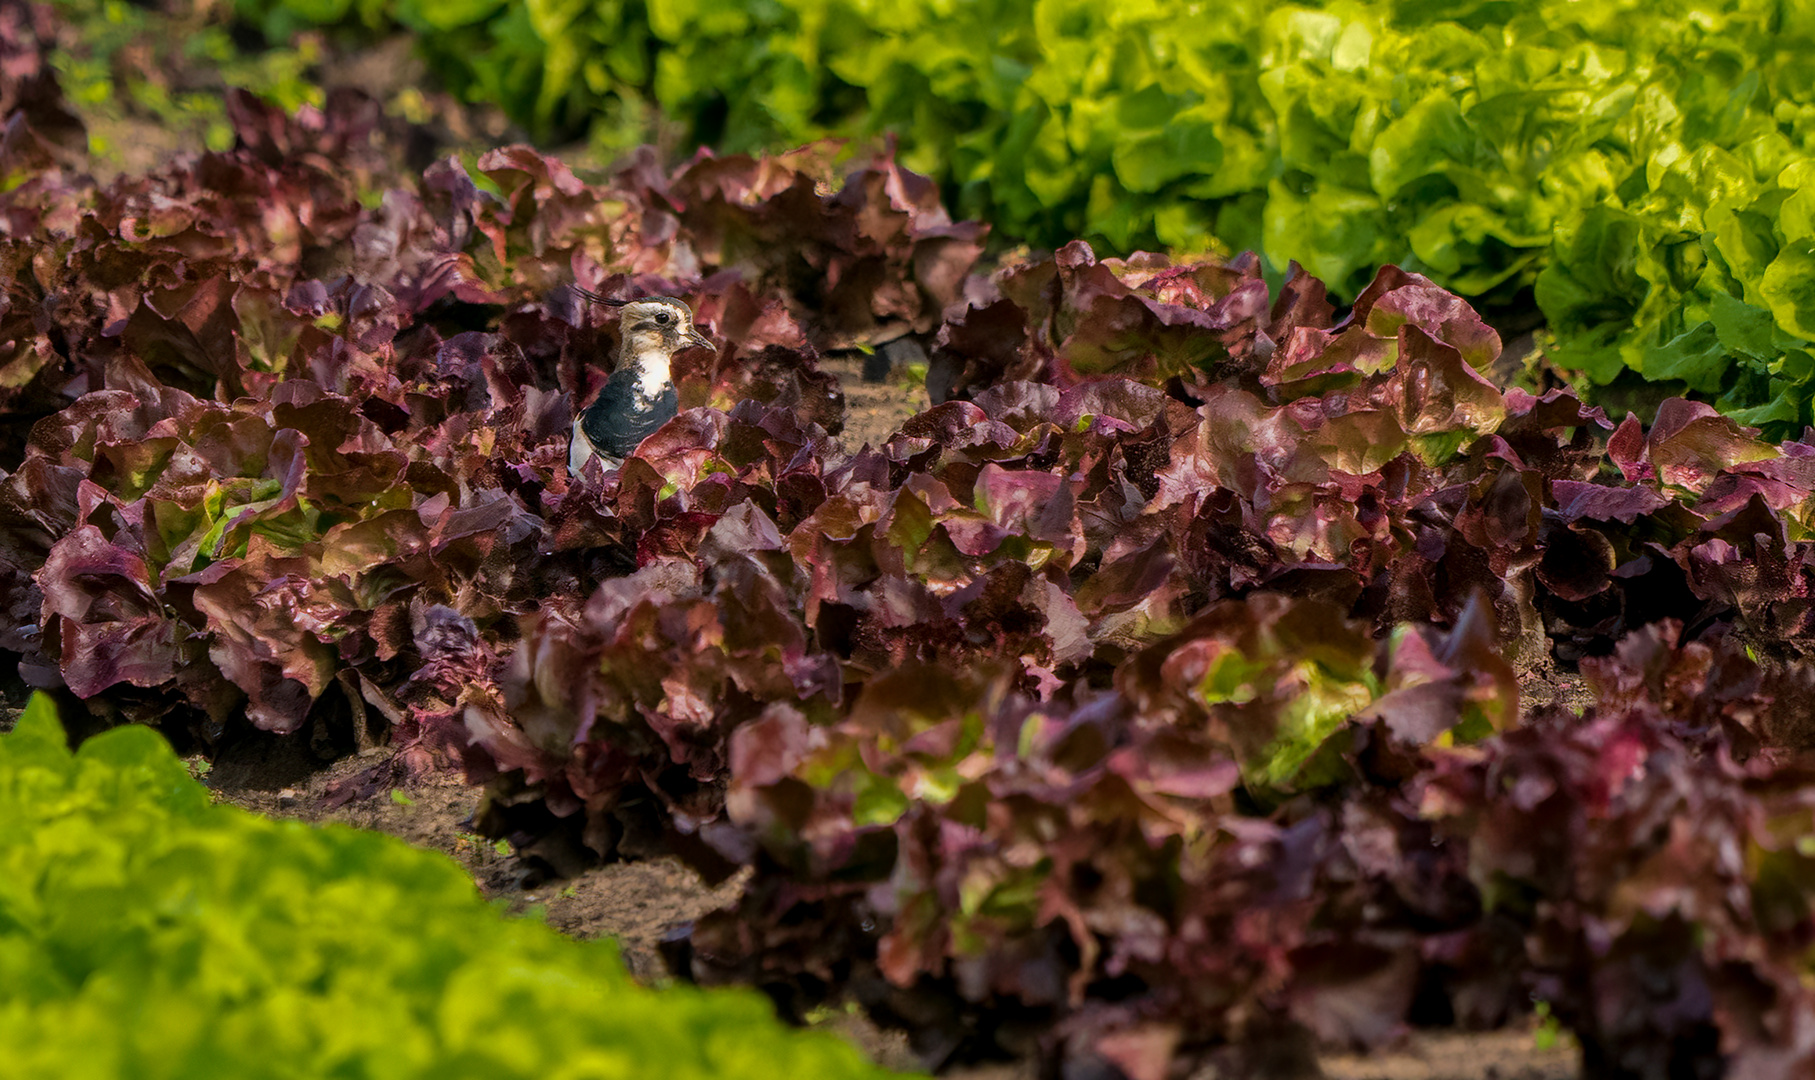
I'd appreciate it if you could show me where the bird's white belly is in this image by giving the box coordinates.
[569,419,622,474]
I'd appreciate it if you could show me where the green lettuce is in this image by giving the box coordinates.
[0,693,906,1080]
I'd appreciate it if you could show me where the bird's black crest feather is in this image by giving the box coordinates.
[569,284,630,307]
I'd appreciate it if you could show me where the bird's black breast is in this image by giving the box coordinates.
[580,369,679,459]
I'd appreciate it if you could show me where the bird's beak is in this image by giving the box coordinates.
[684,325,715,352]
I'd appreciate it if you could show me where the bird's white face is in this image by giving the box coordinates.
[617,298,714,368]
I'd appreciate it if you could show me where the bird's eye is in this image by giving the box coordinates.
[653,311,674,325]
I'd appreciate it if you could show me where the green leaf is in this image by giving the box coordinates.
[1643,321,1728,393]
[271,0,353,24]
[4,692,70,767]
[852,773,909,826]
[1713,208,1783,309]
[1709,290,1782,360]
[1724,392,1802,429]
[1112,125,1222,195]
[1252,661,1376,790]
[1263,178,1386,296]
[395,0,505,32]
[1369,91,1471,198]
[1761,239,1815,341]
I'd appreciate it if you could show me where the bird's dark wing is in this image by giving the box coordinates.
[580,370,680,459]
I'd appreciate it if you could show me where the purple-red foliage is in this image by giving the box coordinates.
[13,70,1815,1079]
[0,87,973,756]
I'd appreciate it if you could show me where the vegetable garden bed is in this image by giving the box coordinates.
[14,5,1815,1079]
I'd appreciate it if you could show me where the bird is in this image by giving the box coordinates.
[567,288,714,474]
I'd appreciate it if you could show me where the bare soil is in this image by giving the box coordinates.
[204,736,741,983]
[826,350,932,450]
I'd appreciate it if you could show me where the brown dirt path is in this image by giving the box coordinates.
[824,351,932,450]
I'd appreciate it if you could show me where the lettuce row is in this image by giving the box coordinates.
[0,693,904,1080]
[235,0,1815,426]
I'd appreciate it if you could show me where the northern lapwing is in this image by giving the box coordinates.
[567,289,714,474]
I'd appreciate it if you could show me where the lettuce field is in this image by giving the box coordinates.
[16,1,1815,1078]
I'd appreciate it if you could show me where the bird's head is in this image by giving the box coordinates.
[572,288,714,363]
